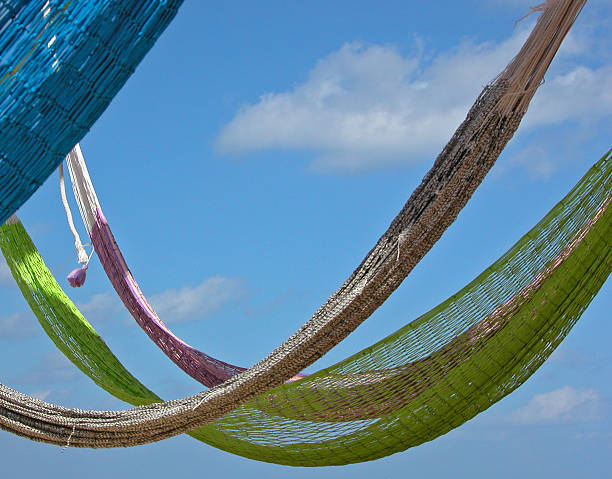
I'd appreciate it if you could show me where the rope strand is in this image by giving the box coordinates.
[59,163,89,265]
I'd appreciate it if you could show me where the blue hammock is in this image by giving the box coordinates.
[0,0,182,224]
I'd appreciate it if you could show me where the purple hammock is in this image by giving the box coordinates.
[64,144,305,387]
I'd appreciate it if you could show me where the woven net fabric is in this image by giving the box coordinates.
[0,0,182,225]
[214,152,610,467]
[2,149,610,465]
[0,0,590,451]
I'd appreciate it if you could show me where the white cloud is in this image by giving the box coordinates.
[216,19,611,173]
[0,312,38,338]
[0,258,14,286]
[505,141,559,180]
[31,390,51,401]
[511,386,605,424]
[76,292,122,323]
[522,65,612,128]
[149,276,244,323]
[16,353,78,385]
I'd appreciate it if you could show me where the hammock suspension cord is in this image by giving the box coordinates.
[59,163,95,287]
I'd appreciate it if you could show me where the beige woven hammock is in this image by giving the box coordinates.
[0,0,586,449]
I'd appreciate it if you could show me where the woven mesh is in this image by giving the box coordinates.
[0,0,591,453]
[1,150,609,465]
[57,0,591,393]
[0,0,182,225]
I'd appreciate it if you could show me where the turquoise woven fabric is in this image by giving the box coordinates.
[0,0,182,224]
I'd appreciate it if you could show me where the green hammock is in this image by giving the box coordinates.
[2,149,610,466]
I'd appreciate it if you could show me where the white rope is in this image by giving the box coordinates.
[59,163,89,265]
[65,144,102,233]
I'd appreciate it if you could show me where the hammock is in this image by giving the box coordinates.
[2,149,610,466]
[62,0,592,390]
[64,144,247,387]
[0,0,588,450]
[0,0,182,226]
[59,141,612,424]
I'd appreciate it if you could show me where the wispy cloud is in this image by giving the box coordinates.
[510,386,605,424]
[0,258,14,287]
[76,292,123,323]
[549,346,608,368]
[522,65,612,129]
[216,17,611,174]
[149,276,245,323]
[504,140,562,180]
[31,390,51,401]
[16,352,78,385]
[0,312,38,338]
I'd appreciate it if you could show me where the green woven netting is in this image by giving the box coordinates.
[1,149,610,466]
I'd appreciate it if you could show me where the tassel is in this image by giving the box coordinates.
[60,161,94,288]
[67,264,88,288]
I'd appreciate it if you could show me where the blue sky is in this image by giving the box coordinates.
[1,1,611,477]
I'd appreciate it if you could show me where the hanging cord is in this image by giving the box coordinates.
[59,163,93,287]
[59,163,89,264]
